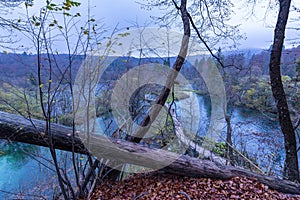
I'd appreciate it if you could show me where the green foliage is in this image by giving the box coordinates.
[283,76,300,112]
[209,140,260,172]
[166,93,176,104]
[25,1,34,7]
[27,0,87,33]
[282,75,291,82]
[202,137,216,151]
[236,76,275,111]
[144,113,176,148]
[58,113,73,126]
[44,0,81,12]
[95,90,112,116]
[296,59,300,73]
[213,142,227,157]
[0,83,43,118]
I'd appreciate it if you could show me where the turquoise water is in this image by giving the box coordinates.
[0,96,299,198]
[0,143,60,199]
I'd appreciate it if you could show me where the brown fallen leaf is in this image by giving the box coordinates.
[90,172,300,200]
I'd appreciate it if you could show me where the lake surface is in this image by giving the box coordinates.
[0,143,58,199]
[0,95,299,198]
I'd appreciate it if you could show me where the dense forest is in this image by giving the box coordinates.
[1,46,299,115]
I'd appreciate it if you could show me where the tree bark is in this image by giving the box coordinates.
[130,0,190,143]
[269,0,299,181]
[0,111,300,195]
[225,115,233,165]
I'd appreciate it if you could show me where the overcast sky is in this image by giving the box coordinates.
[3,0,300,52]
[85,0,297,48]
[89,0,299,49]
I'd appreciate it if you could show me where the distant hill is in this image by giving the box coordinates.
[223,48,263,57]
[0,53,84,88]
[0,45,299,89]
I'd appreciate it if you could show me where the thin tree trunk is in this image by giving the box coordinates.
[109,0,191,180]
[129,0,190,143]
[269,0,299,181]
[225,115,233,165]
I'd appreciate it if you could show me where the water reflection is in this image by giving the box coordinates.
[0,141,39,169]
[0,141,56,199]
[0,95,299,198]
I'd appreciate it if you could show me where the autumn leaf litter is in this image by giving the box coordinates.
[91,172,300,199]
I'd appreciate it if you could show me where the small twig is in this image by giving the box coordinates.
[87,167,102,200]
[294,114,300,130]
[133,192,150,200]
[186,12,225,69]
[178,191,191,200]
[100,163,124,180]
[219,134,265,174]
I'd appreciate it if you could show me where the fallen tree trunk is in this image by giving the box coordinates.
[0,111,299,195]
[0,111,89,154]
